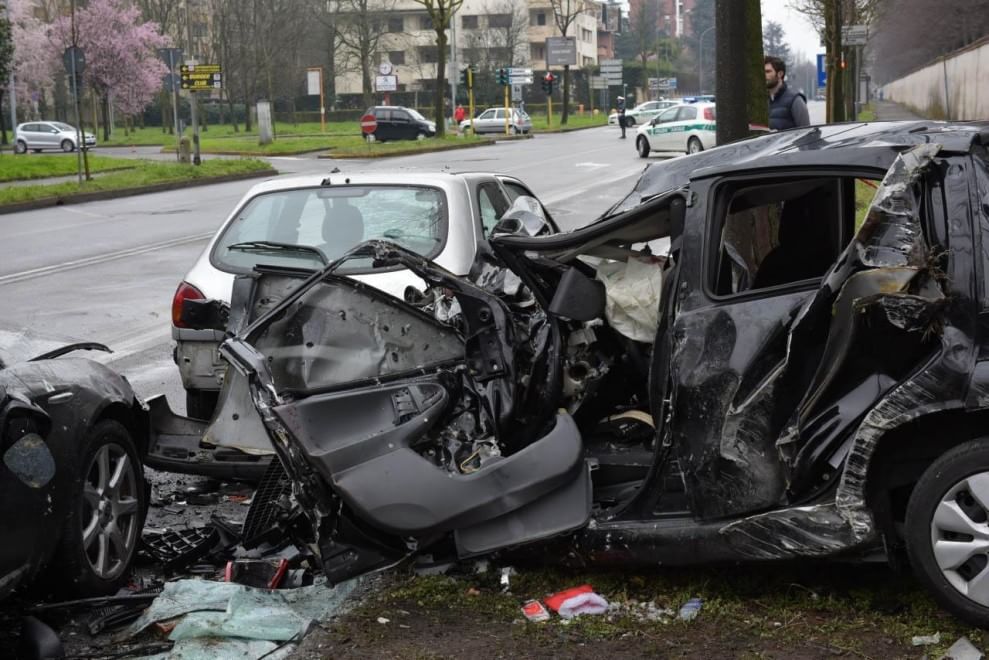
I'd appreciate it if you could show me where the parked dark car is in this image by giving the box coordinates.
[363,106,436,142]
[0,345,148,600]
[185,120,989,626]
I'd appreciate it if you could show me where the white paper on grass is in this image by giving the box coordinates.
[596,257,664,343]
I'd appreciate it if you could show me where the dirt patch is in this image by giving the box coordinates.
[294,563,986,659]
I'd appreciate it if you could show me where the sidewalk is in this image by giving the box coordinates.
[873,100,925,121]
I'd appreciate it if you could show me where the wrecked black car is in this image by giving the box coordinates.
[0,345,148,600]
[198,121,989,626]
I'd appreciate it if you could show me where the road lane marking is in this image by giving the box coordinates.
[0,232,214,286]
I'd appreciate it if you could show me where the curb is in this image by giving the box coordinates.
[0,168,277,215]
[318,139,497,160]
[536,122,609,134]
[160,146,334,157]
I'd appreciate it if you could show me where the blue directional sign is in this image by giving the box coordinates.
[817,53,827,88]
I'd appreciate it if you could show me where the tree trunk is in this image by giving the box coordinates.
[228,90,238,132]
[0,91,7,145]
[361,56,372,110]
[561,64,570,124]
[243,78,253,132]
[744,0,767,130]
[825,0,845,123]
[101,94,111,142]
[435,29,447,137]
[714,0,748,144]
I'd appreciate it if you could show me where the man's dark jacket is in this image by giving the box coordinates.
[769,83,807,130]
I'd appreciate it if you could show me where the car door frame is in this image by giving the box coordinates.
[649,106,682,151]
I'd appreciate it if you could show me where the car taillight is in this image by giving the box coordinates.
[703,107,715,121]
[172,281,205,328]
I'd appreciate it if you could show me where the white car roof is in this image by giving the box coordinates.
[241,170,483,197]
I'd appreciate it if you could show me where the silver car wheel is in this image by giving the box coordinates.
[687,137,703,154]
[81,443,141,580]
[930,473,989,606]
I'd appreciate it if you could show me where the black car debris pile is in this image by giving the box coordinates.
[6,467,351,660]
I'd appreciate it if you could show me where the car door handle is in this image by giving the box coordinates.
[47,392,74,404]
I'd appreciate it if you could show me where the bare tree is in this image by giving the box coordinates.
[412,0,464,137]
[334,0,399,109]
[548,0,592,124]
[628,0,659,90]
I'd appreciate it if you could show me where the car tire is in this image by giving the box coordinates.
[186,388,220,421]
[61,139,75,152]
[636,136,651,158]
[511,126,519,135]
[14,140,27,154]
[905,440,989,627]
[51,420,146,596]
[625,117,636,127]
[687,137,704,154]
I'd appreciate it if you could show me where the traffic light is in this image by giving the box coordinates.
[460,65,474,89]
[541,72,556,94]
[496,68,509,86]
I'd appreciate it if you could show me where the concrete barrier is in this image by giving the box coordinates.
[883,36,989,120]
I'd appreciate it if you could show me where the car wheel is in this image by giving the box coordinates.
[186,388,220,421]
[905,440,989,627]
[636,136,651,158]
[687,137,704,154]
[61,139,75,152]
[14,140,27,154]
[625,117,636,127]
[511,125,519,135]
[52,420,146,596]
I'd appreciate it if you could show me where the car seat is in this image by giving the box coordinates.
[322,199,365,260]
[751,196,835,289]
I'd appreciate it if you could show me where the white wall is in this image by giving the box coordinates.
[883,36,989,120]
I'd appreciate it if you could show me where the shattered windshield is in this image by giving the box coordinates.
[211,185,448,273]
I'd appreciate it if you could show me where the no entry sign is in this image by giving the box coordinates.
[360,114,377,134]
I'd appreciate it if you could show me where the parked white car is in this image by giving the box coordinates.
[14,121,96,153]
[170,171,557,421]
[460,108,532,134]
[608,100,678,127]
[635,102,717,157]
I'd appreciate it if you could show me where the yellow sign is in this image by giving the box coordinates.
[180,64,223,91]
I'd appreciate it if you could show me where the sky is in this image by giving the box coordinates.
[760,0,825,63]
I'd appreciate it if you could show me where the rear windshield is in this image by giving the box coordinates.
[211,185,448,273]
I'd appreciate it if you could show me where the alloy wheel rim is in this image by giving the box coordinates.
[689,140,701,154]
[81,442,140,579]
[930,473,989,606]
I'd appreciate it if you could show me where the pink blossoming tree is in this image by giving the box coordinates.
[50,0,168,139]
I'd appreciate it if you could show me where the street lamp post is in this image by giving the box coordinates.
[697,25,715,94]
[5,0,16,140]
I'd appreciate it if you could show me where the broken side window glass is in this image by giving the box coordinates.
[711,176,875,296]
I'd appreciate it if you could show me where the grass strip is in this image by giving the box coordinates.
[0,154,136,182]
[0,158,273,206]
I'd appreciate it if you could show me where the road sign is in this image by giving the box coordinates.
[63,46,85,76]
[658,77,677,90]
[842,24,868,46]
[360,113,377,134]
[375,74,397,92]
[546,37,577,66]
[180,64,222,90]
[817,53,827,88]
[157,47,183,68]
[509,67,533,85]
[161,73,181,92]
[511,84,522,102]
[589,76,607,90]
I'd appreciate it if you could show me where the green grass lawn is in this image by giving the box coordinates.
[530,112,609,131]
[0,153,137,182]
[0,157,273,206]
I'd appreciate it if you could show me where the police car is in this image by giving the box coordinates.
[608,100,677,126]
[635,102,716,157]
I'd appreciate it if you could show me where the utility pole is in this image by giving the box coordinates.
[450,11,457,128]
[69,0,90,182]
[185,0,201,165]
[698,25,715,94]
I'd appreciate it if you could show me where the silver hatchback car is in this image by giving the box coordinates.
[15,121,97,153]
[461,108,532,135]
[170,170,557,421]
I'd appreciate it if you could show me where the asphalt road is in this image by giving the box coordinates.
[0,125,656,410]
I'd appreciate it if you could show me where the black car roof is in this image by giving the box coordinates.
[611,120,989,215]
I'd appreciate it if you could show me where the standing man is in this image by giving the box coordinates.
[765,56,810,130]
[617,96,627,139]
